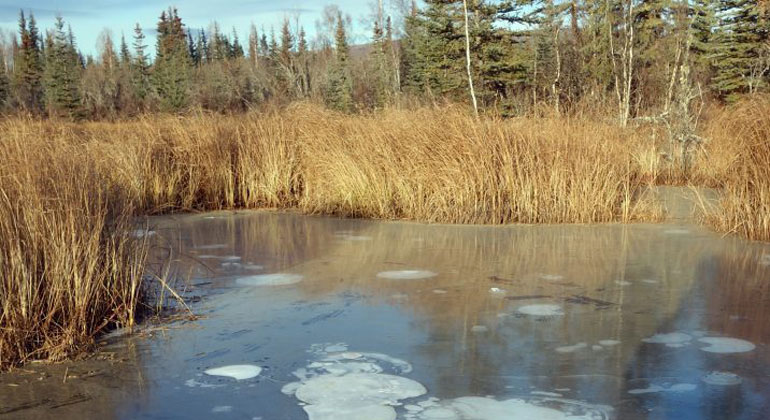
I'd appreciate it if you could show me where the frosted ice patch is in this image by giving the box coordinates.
[204,364,262,380]
[643,332,692,345]
[195,244,227,250]
[335,234,373,241]
[540,274,565,281]
[641,279,659,284]
[530,391,563,397]
[556,343,587,353]
[236,273,303,286]
[185,378,224,388]
[324,344,348,352]
[664,229,690,235]
[697,337,755,353]
[702,371,742,386]
[517,304,564,317]
[377,270,437,280]
[411,396,611,420]
[628,383,696,394]
[615,281,632,286]
[489,287,506,294]
[221,255,242,262]
[433,289,448,294]
[293,373,427,420]
[592,345,603,351]
[212,406,233,413]
[132,229,156,238]
[471,325,488,333]
[243,264,264,271]
[598,340,620,346]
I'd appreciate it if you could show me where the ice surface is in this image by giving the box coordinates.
[236,273,304,286]
[698,337,755,353]
[377,270,438,280]
[541,274,565,281]
[471,325,488,333]
[702,371,742,386]
[204,364,262,380]
[598,340,620,346]
[517,304,564,317]
[211,406,233,413]
[614,281,632,286]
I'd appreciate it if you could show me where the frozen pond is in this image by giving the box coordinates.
[2,211,769,419]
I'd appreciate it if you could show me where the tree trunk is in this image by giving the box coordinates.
[462,0,479,116]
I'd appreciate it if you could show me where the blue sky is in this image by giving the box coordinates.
[0,1,384,56]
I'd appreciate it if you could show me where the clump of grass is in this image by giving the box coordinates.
[0,125,147,369]
[701,98,770,241]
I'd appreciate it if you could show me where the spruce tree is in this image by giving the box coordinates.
[325,12,353,112]
[119,34,131,66]
[132,23,152,103]
[12,10,44,113]
[43,16,82,118]
[711,0,770,100]
[152,8,192,111]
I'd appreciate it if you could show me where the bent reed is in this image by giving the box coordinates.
[1,101,767,369]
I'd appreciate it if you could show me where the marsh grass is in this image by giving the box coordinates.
[699,98,770,241]
[0,104,690,368]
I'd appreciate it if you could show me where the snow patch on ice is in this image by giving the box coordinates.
[628,383,696,395]
[517,304,564,317]
[377,270,438,280]
[702,371,742,386]
[555,343,588,353]
[204,364,262,380]
[236,273,303,286]
[642,332,692,346]
[698,337,755,353]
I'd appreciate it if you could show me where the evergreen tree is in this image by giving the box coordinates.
[119,34,131,66]
[325,12,353,112]
[12,10,44,113]
[132,23,152,103]
[44,16,82,118]
[231,28,244,58]
[711,0,770,100]
[370,20,389,107]
[0,49,9,108]
[152,8,192,111]
[188,31,199,65]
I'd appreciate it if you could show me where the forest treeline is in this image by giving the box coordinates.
[0,0,768,120]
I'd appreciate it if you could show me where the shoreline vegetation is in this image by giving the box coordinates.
[1,1,769,369]
[1,99,769,369]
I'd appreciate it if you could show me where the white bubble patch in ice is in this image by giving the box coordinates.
[697,337,755,353]
[540,274,565,281]
[284,344,424,420]
[517,304,564,317]
[628,383,696,395]
[556,343,588,353]
[287,343,610,420]
[642,332,692,346]
[204,364,262,380]
[236,273,304,287]
[701,371,742,386]
[406,396,612,420]
[377,270,438,280]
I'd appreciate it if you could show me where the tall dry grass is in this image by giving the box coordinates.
[0,124,147,368]
[0,105,662,368]
[700,98,770,241]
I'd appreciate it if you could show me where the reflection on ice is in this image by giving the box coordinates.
[628,383,697,395]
